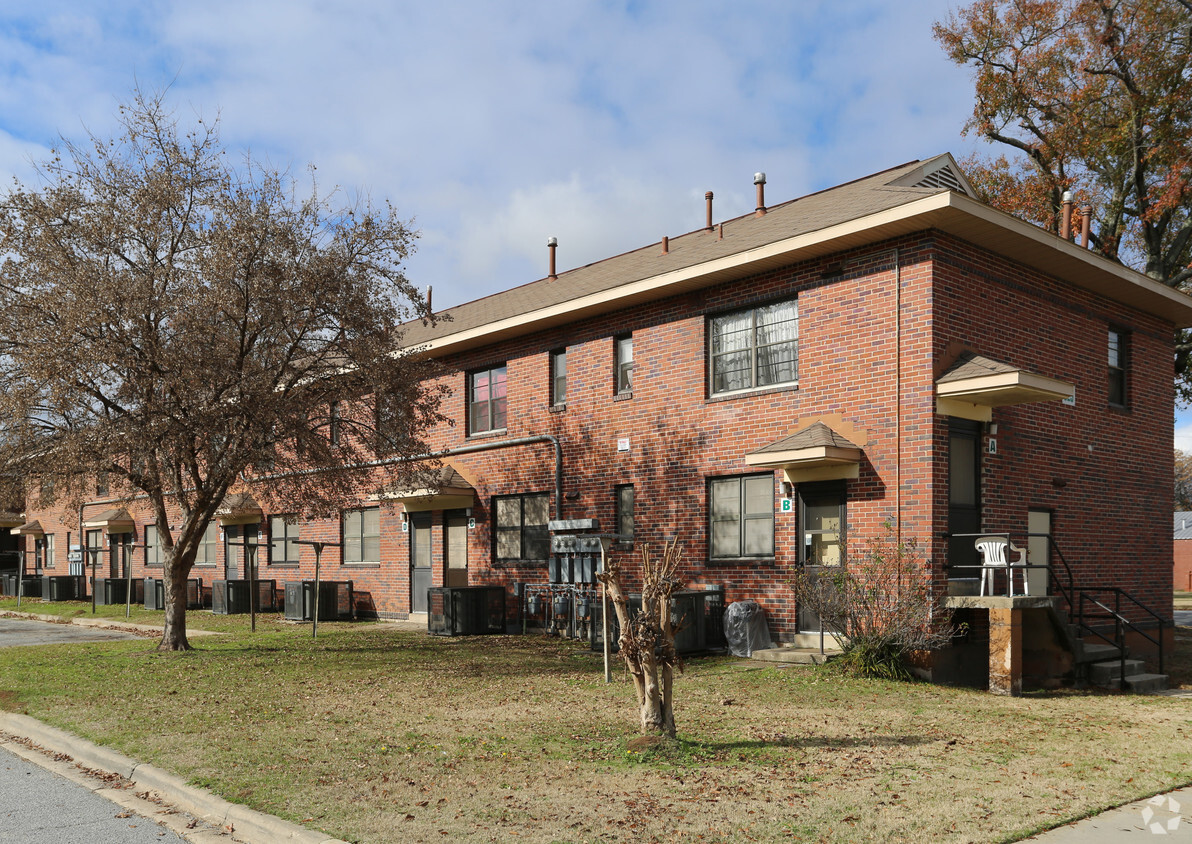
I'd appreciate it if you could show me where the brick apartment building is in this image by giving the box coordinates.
[8,153,1190,688]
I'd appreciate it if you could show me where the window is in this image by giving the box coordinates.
[270,516,300,565]
[709,474,774,559]
[343,507,380,564]
[616,485,635,542]
[1108,328,1128,406]
[469,365,507,435]
[374,390,400,453]
[85,530,103,569]
[550,349,567,406]
[709,299,798,395]
[95,472,109,497]
[35,534,54,570]
[196,522,219,567]
[44,534,54,569]
[329,401,342,446]
[615,335,634,395]
[145,525,161,567]
[495,493,550,562]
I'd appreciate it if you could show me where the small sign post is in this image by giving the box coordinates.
[294,539,341,639]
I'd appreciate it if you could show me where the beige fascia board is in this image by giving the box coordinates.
[395,493,475,513]
[0,517,25,529]
[10,525,43,537]
[936,370,1075,406]
[744,445,862,469]
[82,518,136,533]
[782,464,861,484]
[217,513,263,526]
[935,397,993,423]
[408,191,1192,358]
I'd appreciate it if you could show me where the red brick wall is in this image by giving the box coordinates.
[17,228,1177,636]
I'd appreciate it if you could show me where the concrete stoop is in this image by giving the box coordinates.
[750,646,841,665]
[1069,630,1169,694]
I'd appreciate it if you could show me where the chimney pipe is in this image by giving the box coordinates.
[1060,190,1073,240]
[754,172,767,216]
[718,222,724,241]
[547,236,558,280]
[661,235,669,255]
[1080,206,1091,248]
[426,285,433,314]
[705,191,714,231]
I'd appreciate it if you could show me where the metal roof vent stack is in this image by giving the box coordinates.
[754,172,767,216]
[718,222,724,241]
[661,235,669,255]
[1060,190,1073,240]
[547,236,558,280]
[705,191,714,231]
[1080,206,1091,248]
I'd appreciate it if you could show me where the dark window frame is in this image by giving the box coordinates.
[468,364,508,435]
[550,348,568,407]
[269,515,301,566]
[615,335,634,395]
[342,507,381,565]
[195,522,219,567]
[615,484,635,543]
[493,492,551,564]
[708,473,775,561]
[708,298,799,396]
[1108,327,1128,407]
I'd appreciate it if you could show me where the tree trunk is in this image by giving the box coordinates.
[158,553,192,651]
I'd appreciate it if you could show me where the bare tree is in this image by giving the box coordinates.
[598,541,684,737]
[0,90,446,650]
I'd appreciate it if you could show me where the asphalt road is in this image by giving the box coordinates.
[0,744,187,844]
[0,618,141,647]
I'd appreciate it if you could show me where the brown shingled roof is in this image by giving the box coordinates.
[937,352,1019,384]
[751,422,862,456]
[399,155,960,351]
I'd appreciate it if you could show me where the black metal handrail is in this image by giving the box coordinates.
[1077,587,1165,687]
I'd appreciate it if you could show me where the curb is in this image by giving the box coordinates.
[0,609,223,636]
[0,713,348,844]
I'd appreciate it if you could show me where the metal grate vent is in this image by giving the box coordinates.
[913,165,964,193]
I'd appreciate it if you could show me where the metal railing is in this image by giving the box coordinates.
[1076,588,1166,687]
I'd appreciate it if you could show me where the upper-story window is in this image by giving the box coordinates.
[615,335,634,395]
[1108,328,1128,407]
[145,525,162,567]
[709,299,798,395]
[550,349,567,407]
[329,401,342,446]
[616,484,635,542]
[469,365,507,435]
[196,522,219,567]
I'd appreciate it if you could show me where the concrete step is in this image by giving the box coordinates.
[1124,673,1169,694]
[788,632,848,650]
[1076,642,1122,664]
[1088,658,1145,685]
[750,646,841,665]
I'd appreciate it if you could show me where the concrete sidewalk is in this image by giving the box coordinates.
[0,713,348,844]
[1024,786,1190,841]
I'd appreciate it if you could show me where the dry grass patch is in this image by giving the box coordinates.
[0,624,1189,843]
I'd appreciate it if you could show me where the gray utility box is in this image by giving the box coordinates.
[144,577,205,610]
[90,577,142,606]
[427,586,506,636]
[212,579,277,614]
[591,589,710,654]
[5,574,43,598]
[283,580,354,621]
[41,575,86,601]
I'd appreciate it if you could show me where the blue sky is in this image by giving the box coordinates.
[2,1,1188,444]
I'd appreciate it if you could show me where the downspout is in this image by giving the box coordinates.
[894,247,901,544]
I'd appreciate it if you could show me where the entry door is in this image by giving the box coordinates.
[947,419,982,579]
[798,483,846,633]
[1027,510,1052,596]
[410,513,432,612]
[445,511,468,588]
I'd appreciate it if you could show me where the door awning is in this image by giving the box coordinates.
[83,508,135,534]
[936,352,1074,422]
[217,492,264,526]
[10,520,44,537]
[745,421,863,483]
[377,465,477,513]
[0,511,25,529]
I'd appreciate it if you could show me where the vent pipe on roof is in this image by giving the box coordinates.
[705,191,714,231]
[1080,206,1091,248]
[426,285,433,315]
[754,172,767,217]
[547,236,558,280]
[1060,191,1073,240]
[661,235,669,255]
[718,222,724,241]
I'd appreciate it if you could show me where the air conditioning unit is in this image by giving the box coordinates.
[428,586,506,636]
[284,580,354,621]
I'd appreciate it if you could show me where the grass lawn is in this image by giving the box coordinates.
[1,599,1191,844]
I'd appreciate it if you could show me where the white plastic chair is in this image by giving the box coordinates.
[974,536,1029,597]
